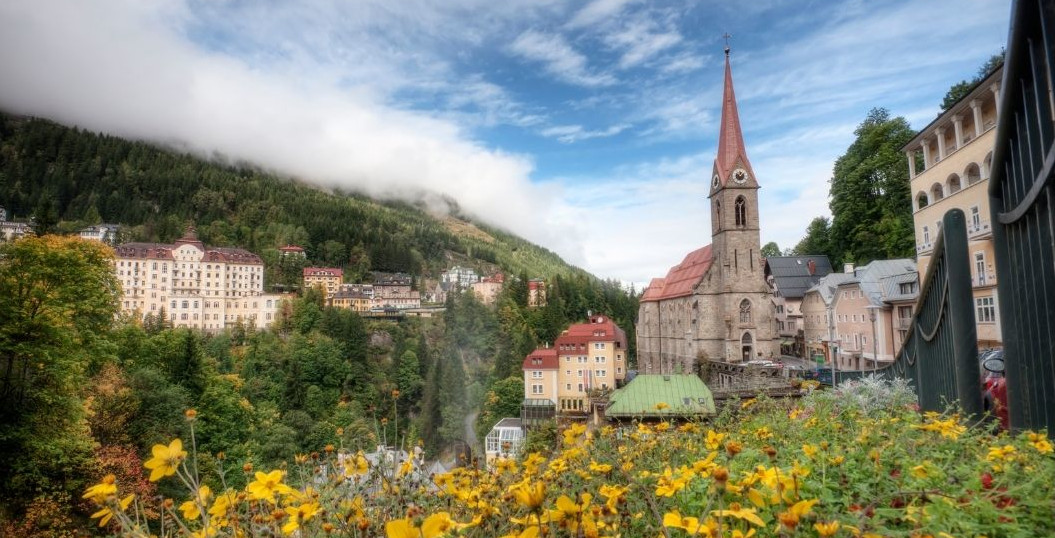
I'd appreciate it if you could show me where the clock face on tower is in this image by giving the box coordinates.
[733,168,749,184]
[712,174,720,188]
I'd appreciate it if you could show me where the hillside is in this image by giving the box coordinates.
[0,114,588,285]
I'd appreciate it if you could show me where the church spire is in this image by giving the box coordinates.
[713,42,755,187]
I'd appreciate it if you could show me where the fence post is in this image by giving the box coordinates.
[940,209,982,418]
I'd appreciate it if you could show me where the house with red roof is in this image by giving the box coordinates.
[523,314,629,415]
[637,46,777,373]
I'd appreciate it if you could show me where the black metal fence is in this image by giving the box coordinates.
[989,0,1055,435]
[839,210,981,417]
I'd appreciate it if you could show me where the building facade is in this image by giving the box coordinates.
[522,314,628,414]
[764,256,833,357]
[303,267,344,296]
[637,48,777,372]
[902,65,1003,348]
[472,273,504,305]
[79,224,121,244]
[114,227,286,331]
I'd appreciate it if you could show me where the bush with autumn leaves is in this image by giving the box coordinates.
[83,380,1053,537]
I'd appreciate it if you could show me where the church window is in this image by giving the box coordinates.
[715,200,722,230]
[735,196,747,227]
[739,299,752,324]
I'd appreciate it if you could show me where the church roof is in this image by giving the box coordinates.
[765,256,833,299]
[714,50,756,187]
[640,245,713,302]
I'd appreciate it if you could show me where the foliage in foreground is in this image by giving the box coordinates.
[81,382,1053,537]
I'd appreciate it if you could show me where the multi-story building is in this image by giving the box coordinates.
[472,273,504,305]
[441,266,479,289]
[0,207,33,242]
[522,314,628,415]
[802,272,854,364]
[303,267,343,296]
[528,279,547,307]
[279,245,305,258]
[114,227,286,331]
[827,260,918,371]
[79,224,121,244]
[764,256,833,357]
[370,273,421,309]
[330,289,371,312]
[902,64,1003,348]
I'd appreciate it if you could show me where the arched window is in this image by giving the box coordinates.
[715,200,722,231]
[735,196,747,227]
[982,152,993,180]
[739,299,752,323]
[965,163,981,185]
[947,173,962,194]
[916,191,929,210]
[930,183,944,202]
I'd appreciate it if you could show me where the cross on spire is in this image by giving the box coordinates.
[722,32,732,55]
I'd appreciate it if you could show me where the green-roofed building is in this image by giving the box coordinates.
[604,374,716,420]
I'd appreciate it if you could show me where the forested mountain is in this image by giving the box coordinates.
[0,114,585,285]
[0,115,639,532]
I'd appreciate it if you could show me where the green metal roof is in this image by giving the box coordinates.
[605,374,716,418]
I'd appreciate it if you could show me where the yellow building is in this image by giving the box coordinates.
[522,314,628,415]
[114,227,286,332]
[303,267,344,296]
[330,289,371,312]
[902,65,1002,348]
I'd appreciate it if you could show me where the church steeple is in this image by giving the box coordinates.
[712,45,756,189]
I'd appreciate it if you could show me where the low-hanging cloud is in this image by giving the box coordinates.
[0,0,587,265]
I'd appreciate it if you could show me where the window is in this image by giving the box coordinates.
[970,206,981,229]
[577,383,584,392]
[181,300,189,309]
[595,370,606,378]
[899,281,918,294]
[739,299,752,324]
[595,356,605,363]
[566,383,572,391]
[975,252,987,285]
[735,196,747,227]
[577,370,583,378]
[532,384,543,395]
[531,371,543,379]
[976,296,996,323]
[923,226,930,244]
[594,342,605,349]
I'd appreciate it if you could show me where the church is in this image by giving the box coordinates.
[637,46,777,374]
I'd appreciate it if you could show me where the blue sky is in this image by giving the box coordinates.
[0,0,1010,284]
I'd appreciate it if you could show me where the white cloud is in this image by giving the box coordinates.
[509,29,617,87]
[539,123,630,143]
[0,0,587,266]
[566,0,640,29]
[604,17,682,69]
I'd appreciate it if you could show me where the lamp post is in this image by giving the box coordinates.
[866,305,880,375]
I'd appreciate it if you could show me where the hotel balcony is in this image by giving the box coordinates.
[973,273,997,288]
[967,220,992,240]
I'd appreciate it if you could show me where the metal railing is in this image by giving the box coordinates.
[839,209,981,417]
[989,0,1055,436]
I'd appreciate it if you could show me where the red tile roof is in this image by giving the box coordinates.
[714,53,756,187]
[554,315,628,350]
[640,245,713,302]
[522,347,558,370]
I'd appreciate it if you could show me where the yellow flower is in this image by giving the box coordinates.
[663,511,713,535]
[705,430,726,451]
[741,398,756,409]
[986,444,1017,462]
[386,513,458,538]
[655,467,692,497]
[1027,432,1054,454]
[655,402,670,410]
[802,444,819,459]
[910,464,930,479]
[179,484,213,520]
[344,451,370,477]
[775,499,817,530]
[509,479,546,510]
[588,460,612,474]
[83,474,118,504]
[90,494,134,527]
[144,439,187,482]
[711,503,765,527]
[551,493,592,531]
[282,501,321,535]
[247,470,294,503]
[814,521,840,536]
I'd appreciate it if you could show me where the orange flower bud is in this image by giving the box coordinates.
[185,409,197,420]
